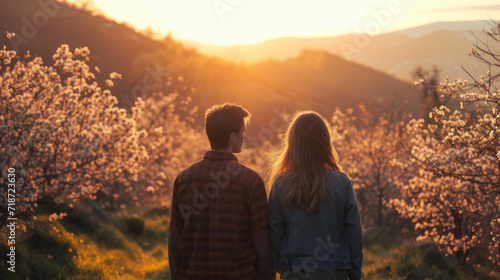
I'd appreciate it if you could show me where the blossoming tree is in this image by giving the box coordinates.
[0,43,148,222]
[330,103,409,227]
[391,22,500,267]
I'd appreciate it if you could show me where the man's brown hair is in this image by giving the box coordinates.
[205,103,251,150]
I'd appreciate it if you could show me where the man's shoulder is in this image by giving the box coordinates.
[175,158,262,180]
[232,160,257,175]
[236,162,264,183]
[213,159,264,185]
[176,159,204,179]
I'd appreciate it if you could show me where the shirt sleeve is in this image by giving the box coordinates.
[168,177,182,280]
[343,176,364,280]
[248,175,269,232]
[248,175,272,279]
[268,179,285,277]
[169,176,184,228]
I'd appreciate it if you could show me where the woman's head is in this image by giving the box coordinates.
[269,110,344,213]
[286,111,336,170]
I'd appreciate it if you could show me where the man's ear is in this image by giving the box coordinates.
[230,132,236,142]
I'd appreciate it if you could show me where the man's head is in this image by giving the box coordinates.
[205,103,250,153]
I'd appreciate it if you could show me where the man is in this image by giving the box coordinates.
[168,103,272,280]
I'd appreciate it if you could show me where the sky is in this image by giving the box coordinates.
[70,0,500,45]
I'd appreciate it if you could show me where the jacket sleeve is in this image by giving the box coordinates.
[268,180,285,278]
[343,176,363,280]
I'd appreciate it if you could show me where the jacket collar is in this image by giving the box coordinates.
[203,150,239,162]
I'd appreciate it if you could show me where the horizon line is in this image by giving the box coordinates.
[168,19,491,47]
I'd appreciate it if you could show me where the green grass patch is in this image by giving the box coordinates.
[362,231,497,280]
[0,206,170,280]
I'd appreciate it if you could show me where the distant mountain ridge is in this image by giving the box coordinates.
[179,20,492,82]
[393,20,492,37]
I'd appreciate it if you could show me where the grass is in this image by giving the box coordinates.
[361,226,499,280]
[0,203,170,280]
[363,241,456,279]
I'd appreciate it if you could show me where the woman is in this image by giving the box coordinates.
[268,111,363,280]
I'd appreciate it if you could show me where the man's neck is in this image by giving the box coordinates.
[213,147,233,153]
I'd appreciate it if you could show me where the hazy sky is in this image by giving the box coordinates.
[74,0,500,45]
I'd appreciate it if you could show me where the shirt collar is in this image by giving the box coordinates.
[203,150,239,162]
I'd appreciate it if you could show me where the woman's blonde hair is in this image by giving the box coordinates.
[268,110,345,214]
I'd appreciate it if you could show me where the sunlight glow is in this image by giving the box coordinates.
[68,0,500,45]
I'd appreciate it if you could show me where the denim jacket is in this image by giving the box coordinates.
[268,169,363,280]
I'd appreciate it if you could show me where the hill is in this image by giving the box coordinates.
[180,20,491,82]
[0,0,165,97]
[0,0,421,136]
[247,50,420,114]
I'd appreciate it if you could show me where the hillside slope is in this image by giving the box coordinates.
[248,50,420,115]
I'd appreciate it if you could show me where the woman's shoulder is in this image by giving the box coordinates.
[326,168,348,177]
[270,174,291,193]
[326,169,351,186]
[271,174,287,189]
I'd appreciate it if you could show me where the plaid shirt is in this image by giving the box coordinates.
[168,150,271,280]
